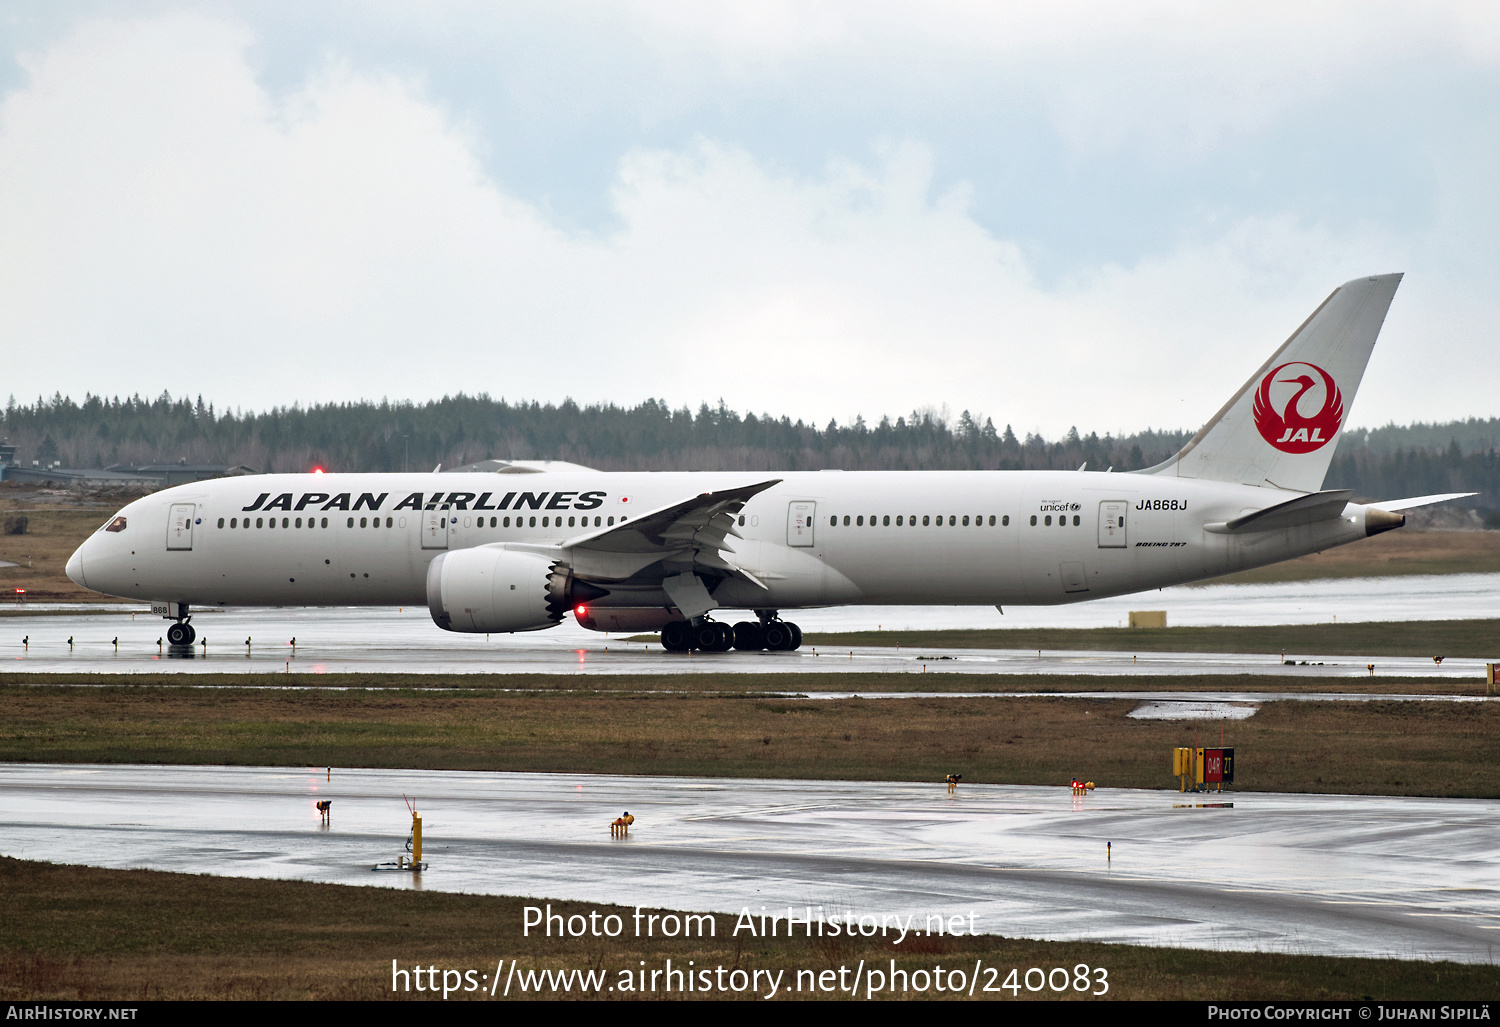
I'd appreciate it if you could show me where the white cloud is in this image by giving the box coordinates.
[0,11,1492,436]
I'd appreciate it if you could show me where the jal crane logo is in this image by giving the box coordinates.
[1252,361,1343,454]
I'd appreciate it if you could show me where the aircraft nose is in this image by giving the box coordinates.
[66,545,86,588]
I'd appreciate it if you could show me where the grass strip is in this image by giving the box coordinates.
[0,670,1477,694]
[801,619,1500,658]
[2,684,1496,797]
[2,857,1496,1001]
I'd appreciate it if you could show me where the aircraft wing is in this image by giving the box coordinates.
[558,479,783,589]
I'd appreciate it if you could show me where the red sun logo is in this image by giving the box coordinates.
[1252,361,1343,454]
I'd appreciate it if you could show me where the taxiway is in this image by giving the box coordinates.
[4,763,1497,962]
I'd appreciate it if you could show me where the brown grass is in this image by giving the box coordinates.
[3,858,1496,1000]
[0,508,122,602]
[2,684,1495,797]
[0,669,1479,694]
[804,618,1500,658]
[1203,528,1500,583]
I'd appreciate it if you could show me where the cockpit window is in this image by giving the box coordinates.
[104,516,127,533]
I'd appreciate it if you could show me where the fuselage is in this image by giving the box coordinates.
[67,469,1378,621]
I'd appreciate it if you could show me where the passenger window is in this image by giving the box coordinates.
[856,516,863,526]
[868,515,875,526]
[595,517,601,527]
[568,516,576,527]
[1044,515,1052,526]
[360,517,368,528]
[295,517,302,528]
[738,515,745,526]
[218,518,226,528]
[962,515,969,526]
[387,517,393,528]
[843,515,851,526]
[946,515,953,526]
[989,515,996,526]
[254,517,262,528]
[503,517,511,527]
[909,515,916,526]
[529,516,537,527]
[346,517,353,528]
[922,515,930,526]
[1029,515,1036,526]
[1059,517,1066,528]
[320,517,328,528]
[543,516,550,527]
[1001,515,1008,526]
[608,516,614,526]
[896,516,903,526]
[882,515,889,526]
[1073,515,1081,526]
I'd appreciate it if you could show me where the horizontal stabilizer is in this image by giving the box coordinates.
[1370,492,1478,512]
[1205,489,1352,534]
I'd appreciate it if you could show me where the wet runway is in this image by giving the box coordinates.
[0,605,1490,678]
[4,763,1498,962]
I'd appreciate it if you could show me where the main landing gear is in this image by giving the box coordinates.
[659,611,802,653]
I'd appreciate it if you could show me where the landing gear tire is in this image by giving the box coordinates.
[763,622,792,651]
[733,622,764,650]
[693,622,733,652]
[660,621,691,652]
[786,622,802,650]
[166,622,195,647]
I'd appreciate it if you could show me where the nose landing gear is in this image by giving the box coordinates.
[163,605,196,647]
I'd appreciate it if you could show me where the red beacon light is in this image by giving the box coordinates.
[312,467,326,475]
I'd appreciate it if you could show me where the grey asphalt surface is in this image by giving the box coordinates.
[0,605,1489,678]
[4,763,1498,962]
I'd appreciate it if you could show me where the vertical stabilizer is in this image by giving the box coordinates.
[1147,274,1402,493]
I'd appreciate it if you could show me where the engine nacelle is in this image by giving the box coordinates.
[426,547,563,634]
[574,606,683,633]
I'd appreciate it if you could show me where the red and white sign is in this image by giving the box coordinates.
[1252,361,1343,454]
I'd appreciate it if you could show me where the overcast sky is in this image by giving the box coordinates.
[1,2,1496,438]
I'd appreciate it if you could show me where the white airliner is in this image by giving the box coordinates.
[66,273,1470,652]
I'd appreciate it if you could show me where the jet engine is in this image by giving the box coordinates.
[426,547,607,633]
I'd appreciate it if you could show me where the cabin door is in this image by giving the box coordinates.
[1098,501,1128,548]
[787,502,816,547]
[166,504,195,551]
[421,509,450,550]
